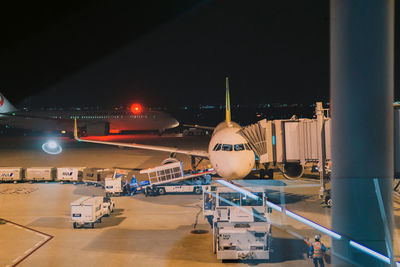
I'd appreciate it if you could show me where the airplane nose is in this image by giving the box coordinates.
[170,117,180,128]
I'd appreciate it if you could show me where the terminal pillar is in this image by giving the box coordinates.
[331,0,394,266]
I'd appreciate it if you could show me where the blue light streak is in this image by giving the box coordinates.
[215,179,260,200]
[349,241,390,264]
[285,210,342,240]
[266,200,282,212]
[216,181,400,266]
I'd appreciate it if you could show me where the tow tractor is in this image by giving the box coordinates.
[203,185,272,261]
[140,161,215,196]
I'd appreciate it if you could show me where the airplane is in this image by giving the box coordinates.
[74,77,256,179]
[0,93,179,136]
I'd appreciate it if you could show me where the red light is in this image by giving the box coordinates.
[130,103,142,114]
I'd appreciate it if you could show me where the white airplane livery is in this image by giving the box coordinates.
[0,93,179,136]
[74,77,255,179]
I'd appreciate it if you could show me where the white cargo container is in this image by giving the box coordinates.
[71,196,104,228]
[26,167,54,181]
[82,168,105,184]
[105,177,123,196]
[0,167,23,182]
[57,167,84,182]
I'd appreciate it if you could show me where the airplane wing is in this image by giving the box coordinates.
[183,124,215,131]
[74,119,209,158]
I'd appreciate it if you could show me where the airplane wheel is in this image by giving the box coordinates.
[158,188,166,195]
[194,187,202,195]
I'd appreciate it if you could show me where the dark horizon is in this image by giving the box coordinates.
[0,0,399,108]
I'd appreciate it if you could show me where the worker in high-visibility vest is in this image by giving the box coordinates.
[309,234,326,267]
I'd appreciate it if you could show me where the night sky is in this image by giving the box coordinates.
[0,1,399,108]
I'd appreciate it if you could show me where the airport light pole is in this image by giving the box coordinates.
[331,0,394,266]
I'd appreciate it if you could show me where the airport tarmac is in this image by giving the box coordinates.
[0,134,398,266]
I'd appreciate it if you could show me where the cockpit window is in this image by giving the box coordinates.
[222,144,233,151]
[234,144,245,151]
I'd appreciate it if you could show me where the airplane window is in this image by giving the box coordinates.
[222,144,233,151]
[216,144,222,151]
[234,144,245,151]
[212,144,219,151]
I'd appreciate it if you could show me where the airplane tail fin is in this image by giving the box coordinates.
[225,77,231,123]
[74,118,79,140]
[0,93,18,113]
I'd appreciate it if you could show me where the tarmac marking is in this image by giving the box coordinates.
[0,218,53,267]
[36,233,47,238]
[11,257,21,264]
[23,248,33,255]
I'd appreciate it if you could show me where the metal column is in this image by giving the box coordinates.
[331,0,394,266]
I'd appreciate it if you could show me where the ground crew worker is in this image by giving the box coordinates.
[309,234,326,267]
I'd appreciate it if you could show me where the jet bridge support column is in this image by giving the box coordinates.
[331,0,394,266]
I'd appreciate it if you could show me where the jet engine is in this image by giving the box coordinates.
[85,122,109,136]
[281,162,304,179]
[161,157,179,165]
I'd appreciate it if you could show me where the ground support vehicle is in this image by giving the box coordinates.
[105,169,138,196]
[0,168,23,182]
[71,196,104,228]
[203,186,272,261]
[140,162,215,196]
[102,197,115,216]
[105,177,123,197]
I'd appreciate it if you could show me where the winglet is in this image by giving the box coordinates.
[74,118,79,141]
[225,77,231,123]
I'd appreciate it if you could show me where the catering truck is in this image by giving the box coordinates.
[71,196,104,228]
[140,161,215,196]
[203,185,272,261]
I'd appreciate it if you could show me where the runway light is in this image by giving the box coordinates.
[216,179,260,200]
[285,210,342,240]
[349,241,390,264]
[42,140,62,155]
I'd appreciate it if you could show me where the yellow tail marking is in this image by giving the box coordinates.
[225,77,231,123]
[74,118,78,140]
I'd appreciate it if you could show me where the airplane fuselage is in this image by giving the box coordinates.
[0,109,179,134]
[208,121,255,179]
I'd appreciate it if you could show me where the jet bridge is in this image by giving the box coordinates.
[239,102,331,196]
[241,102,400,196]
